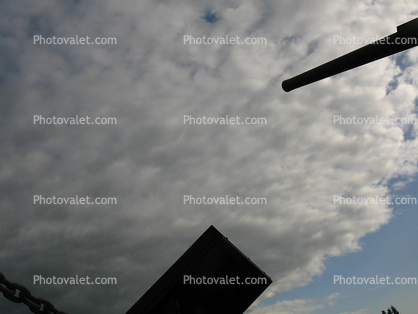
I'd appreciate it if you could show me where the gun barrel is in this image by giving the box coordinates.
[282,17,418,92]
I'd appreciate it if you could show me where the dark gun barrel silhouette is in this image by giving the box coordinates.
[282,17,418,92]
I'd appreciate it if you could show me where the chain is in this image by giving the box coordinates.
[0,271,69,314]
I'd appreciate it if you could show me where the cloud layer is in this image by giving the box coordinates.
[1,0,418,313]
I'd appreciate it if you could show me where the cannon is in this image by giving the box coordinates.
[282,17,418,92]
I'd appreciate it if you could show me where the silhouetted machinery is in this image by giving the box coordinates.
[126,226,272,314]
[282,17,418,92]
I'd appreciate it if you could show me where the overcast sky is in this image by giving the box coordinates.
[1,1,418,313]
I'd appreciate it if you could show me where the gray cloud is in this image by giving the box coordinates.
[1,1,418,313]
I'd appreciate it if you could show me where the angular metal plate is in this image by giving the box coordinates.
[125,225,272,314]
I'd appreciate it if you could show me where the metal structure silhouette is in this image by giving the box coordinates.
[125,225,272,314]
[282,17,418,92]
[0,271,68,314]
